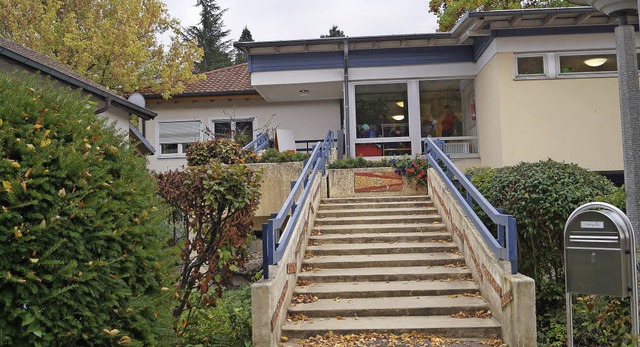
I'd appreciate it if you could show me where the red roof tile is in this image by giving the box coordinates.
[178,63,256,96]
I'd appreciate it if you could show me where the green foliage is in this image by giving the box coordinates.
[180,285,252,346]
[184,0,233,72]
[156,140,261,335]
[186,138,252,166]
[428,0,575,32]
[390,155,430,187]
[0,72,176,346]
[466,159,621,346]
[320,25,345,38]
[596,185,626,211]
[327,157,390,169]
[255,148,310,163]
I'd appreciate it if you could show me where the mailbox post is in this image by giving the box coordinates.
[564,202,639,346]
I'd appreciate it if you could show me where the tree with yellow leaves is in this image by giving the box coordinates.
[0,0,204,98]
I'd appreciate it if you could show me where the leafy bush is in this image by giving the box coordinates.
[156,141,261,336]
[327,157,390,169]
[256,148,310,163]
[0,72,176,345]
[186,138,253,166]
[596,185,626,211]
[180,285,252,346]
[466,159,623,345]
[390,155,430,187]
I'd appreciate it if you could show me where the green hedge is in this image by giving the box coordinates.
[466,160,632,345]
[0,72,176,346]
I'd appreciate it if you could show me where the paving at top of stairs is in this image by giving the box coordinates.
[280,194,502,345]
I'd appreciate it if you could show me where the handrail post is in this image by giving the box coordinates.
[496,208,506,247]
[507,216,518,274]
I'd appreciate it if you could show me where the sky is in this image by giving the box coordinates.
[162,0,440,43]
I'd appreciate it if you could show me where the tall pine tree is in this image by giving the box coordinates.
[234,26,254,64]
[184,0,232,72]
[321,25,346,38]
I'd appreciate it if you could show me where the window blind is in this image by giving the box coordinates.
[159,121,201,144]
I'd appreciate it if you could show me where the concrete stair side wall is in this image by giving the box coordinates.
[247,162,304,218]
[251,174,323,347]
[427,168,537,347]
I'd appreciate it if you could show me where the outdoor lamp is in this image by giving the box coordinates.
[391,114,405,121]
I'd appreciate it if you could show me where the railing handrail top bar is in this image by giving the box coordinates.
[425,137,507,222]
[425,135,478,141]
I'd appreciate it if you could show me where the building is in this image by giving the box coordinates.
[0,36,156,154]
[147,7,634,180]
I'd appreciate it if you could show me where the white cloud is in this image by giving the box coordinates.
[162,0,439,42]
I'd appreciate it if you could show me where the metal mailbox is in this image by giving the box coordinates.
[564,209,632,296]
[564,202,638,346]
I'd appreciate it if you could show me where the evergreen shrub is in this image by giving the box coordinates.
[0,72,176,346]
[466,160,627,345]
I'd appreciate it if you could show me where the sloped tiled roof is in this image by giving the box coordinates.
[145,63,257,98]
[0,36,156,119]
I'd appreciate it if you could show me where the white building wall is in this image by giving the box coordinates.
[145,98,340,172]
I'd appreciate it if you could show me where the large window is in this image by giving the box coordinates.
[158,120,201,155]
[515,51,640,79]
[354,83,410,157]
[211,119,254,147]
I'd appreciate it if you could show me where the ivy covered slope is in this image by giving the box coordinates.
[0,73,176,346]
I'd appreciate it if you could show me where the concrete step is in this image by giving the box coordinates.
[319,200,434,210]
[314,223,447,235]
[281,315,501,340]
[322,195,430,204]
[303,252,462,269]
[315,214,441,226]
[297,265,471,283]
[309,231,451,245]
[294,279,479,299]
[317,206,438,218]
[306,242,458,256]
[287,295,490,318]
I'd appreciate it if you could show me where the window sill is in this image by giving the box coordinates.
[157,154,187,160]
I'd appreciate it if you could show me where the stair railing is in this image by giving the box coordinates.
[242,132,269,153]
[424,137,518,274]
[262,131,334,279]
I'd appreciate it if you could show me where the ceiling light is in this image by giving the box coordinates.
[299,89,309,96]
[584,58,607,67]
[396,101,404,107]
[391,114,405,121]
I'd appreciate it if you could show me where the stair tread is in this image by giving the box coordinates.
[294,280,479,296]
[315,223,446,231]
[288,295,489,313]
[322,195,430,202]
[307,242,457,251]
[298,265,470,277]
[310,231,451,240]
[320,201,432,208]
[317,214,440,223]
[318,207,437,214]
[281,315,501,332]
[304,252,462,264]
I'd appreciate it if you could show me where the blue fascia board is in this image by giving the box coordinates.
[249,46,474,72]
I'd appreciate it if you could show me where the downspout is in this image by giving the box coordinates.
[343,38,351,158]
[94,96,112,115]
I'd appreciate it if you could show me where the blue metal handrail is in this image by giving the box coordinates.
[262,131,334,278]
[242,132,269,153]
[424,137,518,274]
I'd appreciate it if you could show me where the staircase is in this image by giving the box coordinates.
[281,195,501,343]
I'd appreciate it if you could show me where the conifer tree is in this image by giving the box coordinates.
[184,0,233,72]
[234,26,254,64]
[321,25,346,38]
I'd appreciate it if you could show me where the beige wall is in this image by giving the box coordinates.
[145,98,340,172]
[476,52,623,171]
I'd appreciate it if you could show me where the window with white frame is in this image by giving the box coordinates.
[158,120,201,156]
[211,118,254,147]
[515,55,546,77]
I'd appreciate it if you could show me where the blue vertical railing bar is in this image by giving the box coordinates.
[424,137,518,274]
[242,132,269,153]
[262,131,334,279]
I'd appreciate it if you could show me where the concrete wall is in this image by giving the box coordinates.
[427,168,536,347]
[251,174,323,347]
[326,167,427,198]
[145,98,340,172]
[475,52,623,171]
[247,162,304,218]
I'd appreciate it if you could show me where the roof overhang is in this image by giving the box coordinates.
[0,43,157,120]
